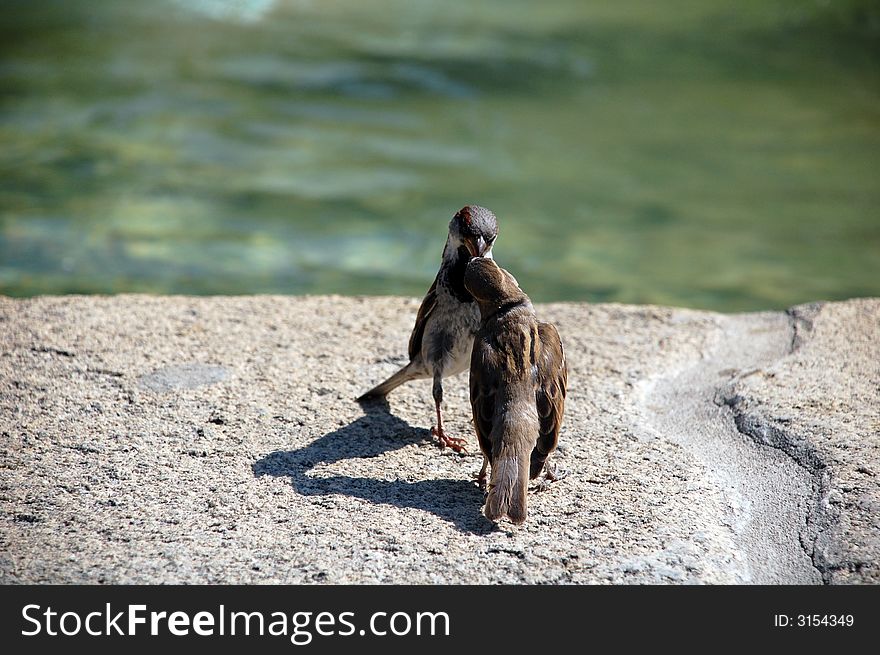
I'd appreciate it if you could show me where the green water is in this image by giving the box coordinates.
[1,0,878,310]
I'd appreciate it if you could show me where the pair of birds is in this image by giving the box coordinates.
[358,205,567,525]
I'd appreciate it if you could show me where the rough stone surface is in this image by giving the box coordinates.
[0,295,877,584]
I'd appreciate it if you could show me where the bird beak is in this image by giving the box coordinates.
[465,236,490,258]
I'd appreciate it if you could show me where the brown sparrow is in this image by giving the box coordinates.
[464,256,567,524]
[357,205,499,452]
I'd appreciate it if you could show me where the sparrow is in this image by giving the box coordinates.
[464,256,567,525]
[357,205,499,452]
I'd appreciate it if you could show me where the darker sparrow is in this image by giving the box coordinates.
[464,256,567,524]
[357,205,499,452]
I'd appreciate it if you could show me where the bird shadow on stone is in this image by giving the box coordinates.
[252,397,493,535]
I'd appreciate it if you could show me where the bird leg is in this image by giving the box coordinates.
[430,377,468,453]
[544,461,568,482]
[532,460,567,492]
[475,456,489,491]
[431,402,468,453]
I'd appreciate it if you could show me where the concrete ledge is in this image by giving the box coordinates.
[1,295,877,583]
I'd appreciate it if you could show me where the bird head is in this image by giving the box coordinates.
[464,256,528,308]
[447,205,498,259]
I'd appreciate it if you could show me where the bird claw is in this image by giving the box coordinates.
[473,456,489,491]
[431,426,468,453]
[532,479,553,493]
[532,463,568,492]
[544,463,568,483]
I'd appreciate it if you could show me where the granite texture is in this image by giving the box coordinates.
[1,295,876,584]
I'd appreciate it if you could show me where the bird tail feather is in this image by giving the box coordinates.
[485,442,530,525]
[356,364,418,401]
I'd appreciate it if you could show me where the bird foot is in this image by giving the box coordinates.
[474,456,489,491]
[545,463,568,482]
[532,464,568,492]
[431,426,468,453]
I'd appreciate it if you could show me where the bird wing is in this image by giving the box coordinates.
[407,272,439,361]
[531,321,567,479]
[469,336,499,461]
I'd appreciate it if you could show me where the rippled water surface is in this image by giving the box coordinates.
[1,0,878,310]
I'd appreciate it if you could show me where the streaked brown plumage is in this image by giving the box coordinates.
[464,257,567,524]
[357,206,499,452]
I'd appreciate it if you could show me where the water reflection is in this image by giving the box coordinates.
[172,0,277,24]
[0,0,877,309]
